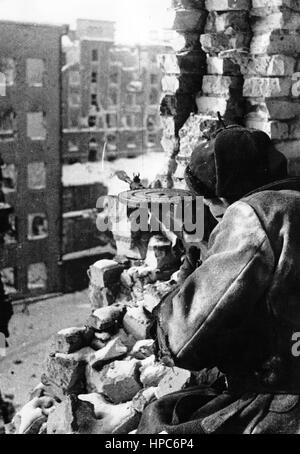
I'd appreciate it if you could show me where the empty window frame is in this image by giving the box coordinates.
[92,49,98,62]
[88,116,97,127]
[27,112,46,140]
[1,267,17,294]
[88,138,98,162]
[0,58,15,88]
[28,213,48,240]
[27,162,46,190]
[69,70,80,86]
[27,262,47,290]
[69,92,80,107]
[4,214,17,244]
[106,113,117,129]
[91,94,98,106]
[0,108,17,137]
[91,71,98,83]
[1,163,17,193]
[26,59,44,87]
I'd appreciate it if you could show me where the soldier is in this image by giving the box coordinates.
[137,125,300,434]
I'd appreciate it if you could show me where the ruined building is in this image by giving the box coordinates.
[0,21,67,300]
[62,19,173,164]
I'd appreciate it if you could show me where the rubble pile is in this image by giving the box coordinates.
[159,0,300,188]
[6,265,198,434]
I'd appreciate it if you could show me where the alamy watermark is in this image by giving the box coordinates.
[96,195,205,243]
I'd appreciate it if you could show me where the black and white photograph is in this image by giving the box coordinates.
[1,0,300,440]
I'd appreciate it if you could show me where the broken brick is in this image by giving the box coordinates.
[51,326,94,355]
[87,304,126,332]
[42,353,86,397]
[97,359,142,404]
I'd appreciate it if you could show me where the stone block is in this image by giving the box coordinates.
[252,0,300,10]
[252,10,300,34]
[155,368,192,399]
[88,259,124,289]
[123,305,152,341]
[87,304,126,332]
[239,55,296,77]
[243,77,291,97]
[250,31,300,56]
[97,359,142,404]
[51,326,94,354]
[42,353,86,397]
[202,75,243,96]
[265,99,300,120]
[200,32,251,54]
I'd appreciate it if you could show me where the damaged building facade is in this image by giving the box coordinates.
[62,19,172,163]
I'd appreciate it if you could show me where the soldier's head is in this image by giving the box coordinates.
[185,124,288,221]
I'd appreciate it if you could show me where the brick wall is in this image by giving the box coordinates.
[159,0,300,187]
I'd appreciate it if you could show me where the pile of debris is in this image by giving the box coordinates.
[6,254,221,435]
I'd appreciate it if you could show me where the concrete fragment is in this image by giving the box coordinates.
[155,368,192,399]
[78,393,141,434]
[89,338,128,369]
[52,326,94,354]
[42,353,86,397]
[123,305,152,340]
[88,259,124,288]
[87,304,126,332]
[97,359,142,404]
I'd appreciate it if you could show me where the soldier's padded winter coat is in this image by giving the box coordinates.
[138,178,300,434]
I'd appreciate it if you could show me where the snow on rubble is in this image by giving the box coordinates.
[62,151,167,195]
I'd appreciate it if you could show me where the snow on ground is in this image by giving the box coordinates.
[62,150,168,195]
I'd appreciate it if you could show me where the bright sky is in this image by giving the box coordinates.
[0,0,174,44]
